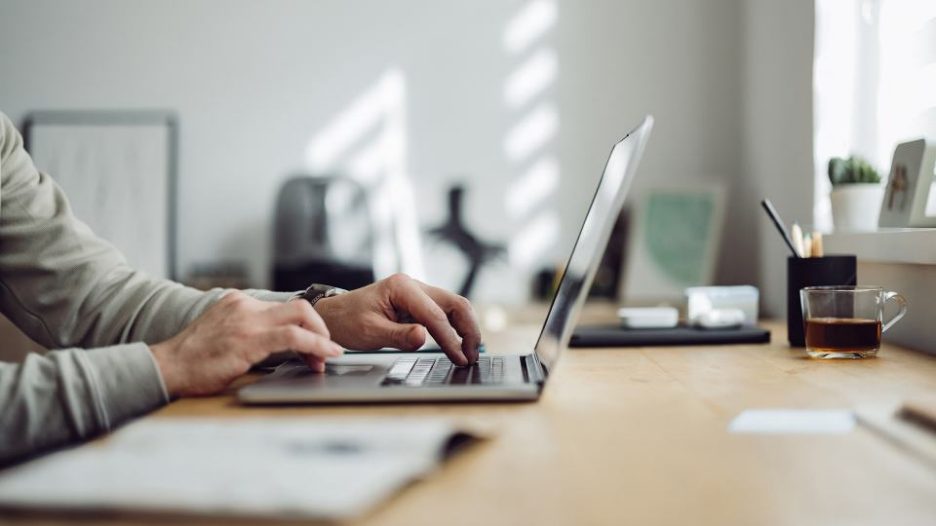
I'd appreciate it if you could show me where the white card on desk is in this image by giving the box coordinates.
[729,409,855,434]
[0,418,482,521]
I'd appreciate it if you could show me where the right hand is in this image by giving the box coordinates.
[149,291,342,398]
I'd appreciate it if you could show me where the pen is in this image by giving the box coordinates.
[760,199,801,258]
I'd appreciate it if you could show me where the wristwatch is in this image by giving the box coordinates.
[295,284,347,308]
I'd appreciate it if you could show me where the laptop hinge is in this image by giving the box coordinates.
[524,353,547,387]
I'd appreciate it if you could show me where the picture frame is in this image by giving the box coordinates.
[878,138,936,228]
[24,110,178,279]
[621,182,726,302]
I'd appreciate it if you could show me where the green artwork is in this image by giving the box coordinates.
[643,193,714,285]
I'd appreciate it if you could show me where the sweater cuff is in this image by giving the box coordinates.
[242,289,298,303]
[80,343,170,430]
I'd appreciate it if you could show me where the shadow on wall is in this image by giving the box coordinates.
[303,69,424,282]
[503,0,561,275]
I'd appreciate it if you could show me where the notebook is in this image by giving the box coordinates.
[0,418,482,521]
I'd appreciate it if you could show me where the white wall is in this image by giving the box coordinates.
[740,0,816,316]
[0,0,758,303]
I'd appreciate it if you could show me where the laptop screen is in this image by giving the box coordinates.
[532,116,653,374]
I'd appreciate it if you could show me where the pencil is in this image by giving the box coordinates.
[792,223,805,258]
[760,199,801,258]
[812,231,823,258]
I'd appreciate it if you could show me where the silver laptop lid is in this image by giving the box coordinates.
[532,115,653,376]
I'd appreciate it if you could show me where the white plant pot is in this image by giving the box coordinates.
[830,184,884,232]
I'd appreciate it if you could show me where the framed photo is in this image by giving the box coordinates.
[879,138,936,228]
[621,182,726,302]
[24,111,178,279]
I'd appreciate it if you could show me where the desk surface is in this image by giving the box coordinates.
[11,309,936,525]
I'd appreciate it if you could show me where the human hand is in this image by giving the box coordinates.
[312,274,481,365]
[150,291,342,397]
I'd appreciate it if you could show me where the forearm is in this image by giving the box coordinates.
[0,344,168,465]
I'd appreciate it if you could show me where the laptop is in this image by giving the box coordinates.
[238,115,654,404]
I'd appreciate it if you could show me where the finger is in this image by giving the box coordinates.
[370,317,427,351]
[264,300,330,337]
[302,354,327,374]
[388,278,468,365]
[265,326,343,359]
[418,283,482,363]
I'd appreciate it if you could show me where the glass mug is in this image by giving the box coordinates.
[800,286,908,359]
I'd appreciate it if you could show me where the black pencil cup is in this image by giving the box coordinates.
[787,255,857,347]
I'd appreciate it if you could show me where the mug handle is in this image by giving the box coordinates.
[882,291,908,333]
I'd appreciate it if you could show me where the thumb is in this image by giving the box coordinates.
[377,318,427,351]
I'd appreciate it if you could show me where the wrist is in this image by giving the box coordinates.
[312,295,337,320]
[297,284,347,309]
[149,341,181,398]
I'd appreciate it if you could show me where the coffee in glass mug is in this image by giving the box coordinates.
[800,286,907,359]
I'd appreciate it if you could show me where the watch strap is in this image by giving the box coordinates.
[297,284,347,308]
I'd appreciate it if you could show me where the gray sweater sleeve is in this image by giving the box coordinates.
[0,112,294,464]
[0,344,167,465]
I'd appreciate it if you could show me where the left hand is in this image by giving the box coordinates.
[312,274,482,365]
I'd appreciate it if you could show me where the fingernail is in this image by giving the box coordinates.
[331,344,344,356]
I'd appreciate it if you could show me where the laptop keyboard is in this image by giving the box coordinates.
[381,356,505,387]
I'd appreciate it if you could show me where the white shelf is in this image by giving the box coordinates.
[824,228,936,265]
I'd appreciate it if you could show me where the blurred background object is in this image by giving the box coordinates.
[427,185,506,298]
[24,110,177,279]
[186,261,252,291]
[273,175,375,292]
[622,183,727,303]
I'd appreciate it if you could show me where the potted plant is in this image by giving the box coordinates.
[828,155,883,231]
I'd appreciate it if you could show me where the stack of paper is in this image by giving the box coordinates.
[0,418,480,521]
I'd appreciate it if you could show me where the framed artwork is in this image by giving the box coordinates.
[879,138,936,228]
[24,111,178,279]
[621,182,726,302]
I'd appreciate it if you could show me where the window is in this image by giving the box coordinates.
[813,0,936,229]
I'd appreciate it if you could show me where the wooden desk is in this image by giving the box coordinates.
[11,312,936,525]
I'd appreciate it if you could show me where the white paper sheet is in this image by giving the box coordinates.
[0,418,474,520]
[728,409,856,434]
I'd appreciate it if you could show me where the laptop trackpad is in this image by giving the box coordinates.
[325,364,376,376]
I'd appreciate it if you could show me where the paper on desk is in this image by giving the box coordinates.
[0,418,481,521]
[729,409,855,434]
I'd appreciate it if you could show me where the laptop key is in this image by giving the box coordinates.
[448,364,472,385]
[381,358,418,385]
[403,358,435,386]
[425,360,453,385]
[383,355,505,387]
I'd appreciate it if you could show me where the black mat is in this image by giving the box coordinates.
[570,324,771,347]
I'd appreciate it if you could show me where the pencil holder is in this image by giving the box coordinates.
[787,255,857,347]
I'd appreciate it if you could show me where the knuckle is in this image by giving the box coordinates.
[454,295,473,311]
[385,273,410,289]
